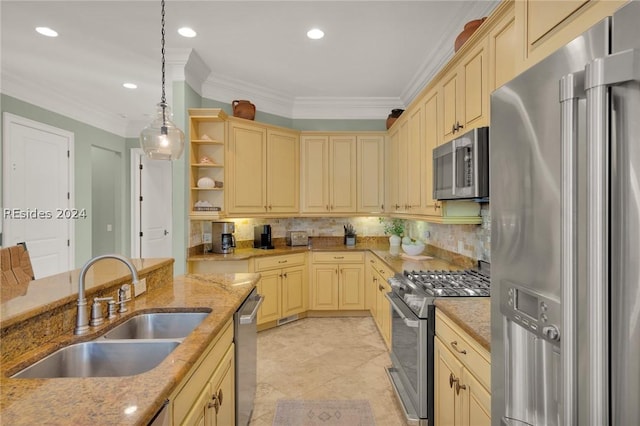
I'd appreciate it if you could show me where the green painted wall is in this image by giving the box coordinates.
[201,97,386,131]
[1,94,128,267]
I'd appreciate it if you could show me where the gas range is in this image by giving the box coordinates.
[387,261,491,318]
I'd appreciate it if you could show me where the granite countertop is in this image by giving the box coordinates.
[434,298,491,352]
[0,272,259,426]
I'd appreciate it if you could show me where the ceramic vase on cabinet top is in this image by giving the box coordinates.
[232,100,256,120]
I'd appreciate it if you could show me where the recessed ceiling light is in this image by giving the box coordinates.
[178,27,197,38]
[123,83,137,89]
[35,27,58,37]
[307,28,324,40]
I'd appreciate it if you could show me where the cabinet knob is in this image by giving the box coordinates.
[449,373,457,389]
[452,123,456,133]
[455,381,467,395]
[208,395,220,413]
[435,203,441,210]
[457,121,464,130]
[268,205,272,210]
[283,272,288,278]
[217,389,223,405]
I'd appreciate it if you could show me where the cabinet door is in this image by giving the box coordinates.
[338,264,364,310]
[281,265,307,317]
[210,346,235,426]
[300,136,330,213]
[422,90,442,216]
[266,129,299,213]
[377,278,391,347]
[330,135,357,213]
[397,121,409,212]
[310,264,339,310]
[489,4,516,92]
[365,261,377,313]
[527,0,588,47]
[461,39,489,129]
[387,126,400,213]
[257,269,281,324]
[407,105,423,213]
[357,135,385,213]
[460,367,491,426]
[434,338,463,426]
[227,121,267,214]
[442,70,462,142]
[181,385,209,426]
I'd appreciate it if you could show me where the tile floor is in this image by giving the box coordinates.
[249,316,410,425]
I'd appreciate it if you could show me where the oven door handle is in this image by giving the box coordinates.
[385,293,420,328]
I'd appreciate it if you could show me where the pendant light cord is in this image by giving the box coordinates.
[161,0,166,106]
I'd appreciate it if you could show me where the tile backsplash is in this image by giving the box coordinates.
[189,203,490,262]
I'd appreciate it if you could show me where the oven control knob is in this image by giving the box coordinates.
[542,325,560,342]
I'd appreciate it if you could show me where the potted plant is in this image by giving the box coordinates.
[379,217,405,246]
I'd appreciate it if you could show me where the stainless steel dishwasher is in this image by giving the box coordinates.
[234,288,263,426]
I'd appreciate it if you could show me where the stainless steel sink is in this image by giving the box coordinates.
[100,312,210,340]
[11,340,180,378]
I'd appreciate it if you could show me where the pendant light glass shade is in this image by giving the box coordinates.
[140,0,184,160]
[140,102,185,160]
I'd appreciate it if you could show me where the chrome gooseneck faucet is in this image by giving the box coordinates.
[74,254,139,335]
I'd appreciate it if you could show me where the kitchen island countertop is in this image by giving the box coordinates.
[0,272,259,426]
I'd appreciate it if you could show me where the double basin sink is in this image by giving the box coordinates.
[12,311,210,379]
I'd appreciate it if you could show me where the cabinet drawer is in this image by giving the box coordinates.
[254,253,306,271]
[172,319,233,424]
[367,255,393,280]
[435,310,490,390]
[313,251,364,263]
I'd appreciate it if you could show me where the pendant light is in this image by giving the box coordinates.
[140,0,185,160]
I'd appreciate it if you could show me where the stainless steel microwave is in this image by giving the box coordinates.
[433,127,489,200]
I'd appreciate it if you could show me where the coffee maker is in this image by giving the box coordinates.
[254,224,274,249]
[211,221,236,254]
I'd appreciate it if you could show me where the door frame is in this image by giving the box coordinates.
[2,112,75,270]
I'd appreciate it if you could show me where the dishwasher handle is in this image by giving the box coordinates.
[239,294,264,325]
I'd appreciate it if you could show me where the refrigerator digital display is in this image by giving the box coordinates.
[515,290,538,319]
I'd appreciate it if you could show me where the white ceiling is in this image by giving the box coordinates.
[1,1,498,138]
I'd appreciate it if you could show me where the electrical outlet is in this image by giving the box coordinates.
[203,233,212,243]
[134,278,147,297]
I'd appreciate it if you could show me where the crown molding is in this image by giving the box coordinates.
[292,97,404,120]
[1,71,127,137]
[400,1,499,104]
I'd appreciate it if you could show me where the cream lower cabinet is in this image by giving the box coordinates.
[434,309,490,426]
[253,253,307,325]
[171,319,235,426]
[310,252,365,310]
[366,253,392,349]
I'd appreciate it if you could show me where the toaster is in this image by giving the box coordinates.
[286,231,309,246]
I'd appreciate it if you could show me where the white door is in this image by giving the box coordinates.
[2,113,74,278]
[131,150,172,258]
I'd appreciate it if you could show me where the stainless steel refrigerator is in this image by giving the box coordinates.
[490,2,640,425]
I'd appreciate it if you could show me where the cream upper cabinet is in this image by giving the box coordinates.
[441,37,488,143]
[441,68,463,142]
[300,135,329,213]
[386,125,400,213]
[516,0,626,71]
[301,134,357,214]
[488,1,516,92]
[227,120,267,214]
[266,129,299,214]
[357,135,385,213]
[406,105,424,214]
[461,38,489,130]
[422,89,442,216]
[227,119,299,215]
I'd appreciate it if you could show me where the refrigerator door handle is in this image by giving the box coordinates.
[584,47,640,426]
[559,70,584,426]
